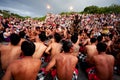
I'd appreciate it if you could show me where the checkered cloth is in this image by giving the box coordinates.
[86,67,100,80]
[54,69,78,80]
[78,52,87,62]
[36,69,46,80]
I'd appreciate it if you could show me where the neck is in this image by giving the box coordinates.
[9,43,17,46]
[23,56,33,58]
[91,43,96,45]
[99,52,106,55]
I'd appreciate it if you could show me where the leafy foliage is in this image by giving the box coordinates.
[0,4,120,20]
[0,10,24,19]
[33,16,46,21]
[83,4,120,14]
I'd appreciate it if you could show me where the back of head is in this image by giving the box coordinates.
[62,40,73,53]
[36,26,40,31]
[19,31,25,38]
[71,34,78,43]
[39,31,46,42]
[97,42,107,53]
[10,33,20,45]
[90,37,97,43]
[109,34,113,40]
[21,40,35,56]
[97,35,103,43]
[54,32,62,43]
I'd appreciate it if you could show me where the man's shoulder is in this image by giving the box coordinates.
[107,54,114,60]
[72,55,78,60]
[7,59,21,70]
[93,55,101,61]
[85,45,90,48]
[10,58,41,67]
[13,45,21,49]
[0,45,9,51]
[66,54,78,60]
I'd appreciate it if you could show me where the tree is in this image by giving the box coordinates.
[84,6,99,13]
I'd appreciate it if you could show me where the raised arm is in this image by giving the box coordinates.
[63,28,68,39]
[45,43,52,54]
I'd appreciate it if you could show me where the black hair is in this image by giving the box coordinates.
[84,29,88,34]
[10,33,20,45]
[97,42,107,52]
[90,37,97,43]
[39,31,46,42]
[73,32,78,36]
[97,36,103,42]
[19,31,25,38]
[71,34,78,43]
[36,26,40,31]
[79,30,83,35]
[54,32,62,43]
[109,34,113,40]
[21,40,35,56]
[62,40,73,52]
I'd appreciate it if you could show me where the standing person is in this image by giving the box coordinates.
[2,40,41,80]
[45,32,62,58]
[3,28,11,42]
[0,33,21,71]
[91,42,115,80]
[46,41,78,80]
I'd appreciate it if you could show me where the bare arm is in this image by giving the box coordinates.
[45,44,52,54]
[39,46,47,58]
[2,65,12,80]
[90,56,96,66]
[0,51,2,70]
[63,28,67,39]
[84,46,87,54]
[76,35,82,45]
[83,39,90,46]
[45,56,56,72]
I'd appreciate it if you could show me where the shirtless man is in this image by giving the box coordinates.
[0,33,21,70]
[2,40,41,80]
[18,31,26,45]
[92,42,115,80]
[45,32,62,58]
[46,41,78,80]
[71,34,80,57]
[84,37,98,64]
[33,31,47,59]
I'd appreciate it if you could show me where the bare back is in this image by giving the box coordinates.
[51,43,62,57]
[46,42,62,58]
[2,57,41,80]
[0,44,21,70]
[85,44,98,63]
[94,54,114,80]
[32,42,47,59]
[55,53,78,80]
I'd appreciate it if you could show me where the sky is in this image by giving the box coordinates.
[0,0,120,17]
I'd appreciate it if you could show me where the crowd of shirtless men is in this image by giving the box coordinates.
[0,13,120,80]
